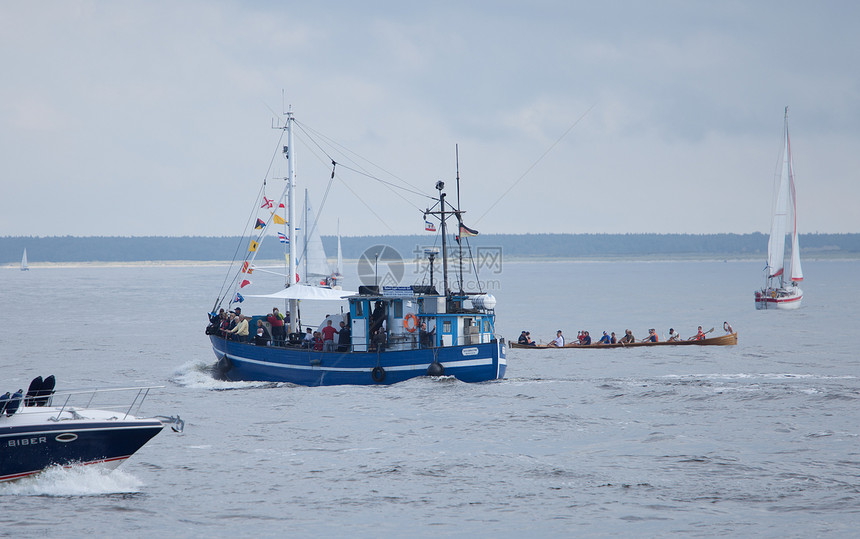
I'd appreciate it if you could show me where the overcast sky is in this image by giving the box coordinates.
[2,1,858,238]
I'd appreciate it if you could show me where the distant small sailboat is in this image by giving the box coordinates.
[20,248,29,271]
[755,107,803,310]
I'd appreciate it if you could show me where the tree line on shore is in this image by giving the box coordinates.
[2,233,859,264]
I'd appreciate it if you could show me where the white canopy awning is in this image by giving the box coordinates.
[246,284,355,301]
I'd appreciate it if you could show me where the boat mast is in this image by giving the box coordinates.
[455,145,464,296]
[436,181,450,296]
[286,109,298,335]
[785,106,803,285]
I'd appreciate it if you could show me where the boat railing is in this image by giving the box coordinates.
[48,386,165,421]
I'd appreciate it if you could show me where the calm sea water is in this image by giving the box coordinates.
[1,259,858,537]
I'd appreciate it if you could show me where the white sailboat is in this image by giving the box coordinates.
[20,248,29,271]
[755,107,803,310]
[295,189,333,285]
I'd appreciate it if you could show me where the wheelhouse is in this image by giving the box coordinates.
[348,285,496,352]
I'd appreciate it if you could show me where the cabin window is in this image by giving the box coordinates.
[393,300,403,318]
[355,301,364,317]
[443,320,451,333]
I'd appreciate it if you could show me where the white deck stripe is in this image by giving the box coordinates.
[224,353,502,373]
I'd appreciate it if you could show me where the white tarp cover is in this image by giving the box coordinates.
[246,284,355,301]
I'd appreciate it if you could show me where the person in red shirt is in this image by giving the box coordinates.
[267,308,286,346]
[320,320,339,352]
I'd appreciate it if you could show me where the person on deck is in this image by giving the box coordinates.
[581,331,592,345]
[689,326,706,341]
[226,315,249,341]
[723,321,733,334]
[371,327,387,352]
[549,330,565,347]
[337,320,351,352]
[518,331,530,345]
[219,313,231,336]
[598,331,611,345]
[208,308,227,336]
[419,321,436,348]
[667,328,681,342]
[312,331,324,351]
[369,301,386,335]
[619,329,635,344]
[208,308,225,336]
[254,320,271,346]
[301,327,314,348]
[267,308,286,346]
[524,331,536,346]
[321,320,339,352]
[641,328,658,343]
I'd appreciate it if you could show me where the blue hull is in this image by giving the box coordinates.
[0,421,164,482]
[210,336,507,386]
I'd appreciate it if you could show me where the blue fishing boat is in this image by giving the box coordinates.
[206,111,505,386]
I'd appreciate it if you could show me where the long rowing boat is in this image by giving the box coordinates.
[511,333,737,349]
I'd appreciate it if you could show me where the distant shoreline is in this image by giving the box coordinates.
[5,251,860,270]
[3,233,859,265]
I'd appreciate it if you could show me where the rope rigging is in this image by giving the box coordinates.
[473,103,594,226]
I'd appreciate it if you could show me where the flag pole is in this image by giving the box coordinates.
[286,108,298,336]
[455,145,464,296]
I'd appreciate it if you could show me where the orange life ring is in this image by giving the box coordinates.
[770,290,777,298]
[403,314,419,333]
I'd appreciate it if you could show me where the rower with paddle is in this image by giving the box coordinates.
[688,325,713,341]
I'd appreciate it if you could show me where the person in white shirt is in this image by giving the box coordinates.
[549,330,565,347]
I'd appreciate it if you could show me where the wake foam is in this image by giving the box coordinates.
[0,464,143,497]
[170,360,284,390]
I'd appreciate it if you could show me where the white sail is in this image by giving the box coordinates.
[296,190,331,281]
[21,248,29,271]
[766,113,791,279]
[787,126,803,282]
